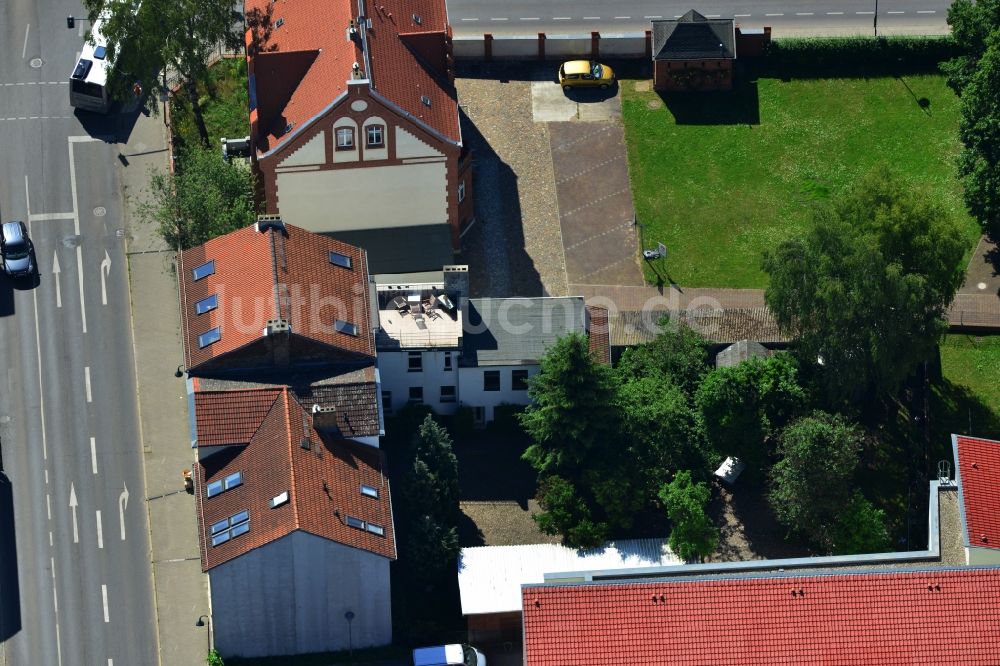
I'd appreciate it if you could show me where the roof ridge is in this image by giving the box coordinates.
[281,388,303,532]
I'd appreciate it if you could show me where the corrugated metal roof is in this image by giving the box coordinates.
[458,538,678,615]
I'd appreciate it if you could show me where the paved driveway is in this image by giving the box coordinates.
[548,120,645,288]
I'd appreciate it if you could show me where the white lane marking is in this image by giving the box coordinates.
[52,556,64,666]
[78,22,84,37]
[553,16,571,19]
[100,250,111,305]
[27,180,49,461]
[856,11,874,14]
[519,17,539,20]
[46,493,51,520]
[119,483,129,540]
[29,212,75,221]
[109,660,113,666]
[614,16,631,19]
[53,251,62,308]
[77,244,86,333]
[887,10,905,13]
[796,12,814,15]
[85,366,92,402]
[460,17,478,21]
[90,436,97,474]
[827,11,844,15]
[766,13,784,16]
[643,15,662,19]
[917,9,936,13]
[735,14,751,17]
[49,531,53,546]
[583,16,601,19]
[101,584,109,622]
[96,510,103,548]
[69,484,79,543]
[22,24,30,59]
[489,17,508,20]
[45,468,48,484]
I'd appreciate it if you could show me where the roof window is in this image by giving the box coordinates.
[206,471,243,498]
[195,294,218,315]
[345,515,365,529]
[270,491,289,508]
[335,320,358,336]
[421,95,431,107]
[329,251,353,269]
[210,510,250,546]
[198,327,221,348]
[192,260,215,281]
[360,484,379,499]
[366,522,385,536]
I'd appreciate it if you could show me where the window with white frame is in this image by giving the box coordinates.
[206,471,243,498]
[366,124,384,147]
[210,510,250,546]
[336,127,355,149]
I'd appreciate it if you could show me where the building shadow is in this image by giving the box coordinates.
[455,431,536,507]
[0,280,13,317]
[0,471,23,642]
[659,77,760,126]
[456,60,558,83]
[458,108,543,297]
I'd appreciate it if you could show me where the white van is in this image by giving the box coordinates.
[413,644,487,666]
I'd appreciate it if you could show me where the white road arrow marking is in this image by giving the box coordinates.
[52,251,62,308]
[119,483,129,541]
[100,250,111,305]
[69,483,79,544]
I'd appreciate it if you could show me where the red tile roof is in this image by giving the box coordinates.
[955,435,1000,550]
[585,305,611,365]
[196,388,395,571]
[178,223,374,372]
[245,0,459,155]
[522,568,1000,665]
[195,388,282,446]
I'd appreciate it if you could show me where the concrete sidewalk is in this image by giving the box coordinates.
[118,109,210,665]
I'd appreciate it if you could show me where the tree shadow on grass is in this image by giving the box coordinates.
[658,78,760,126]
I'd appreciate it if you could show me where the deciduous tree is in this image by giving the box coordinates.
[695,354,806,476]
[615,322,710,395]
[83,0,243,145]
[138,146,255,249]
[958,32,1000,238]
[769,412,863,550]
[830,491,891,555]
[941,0,1000,94]
[763,167,965,402]
[659,470,718,563]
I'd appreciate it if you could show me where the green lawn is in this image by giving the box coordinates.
[934,334,1000,441]
[170,58,249,152]
[622,75,980,288]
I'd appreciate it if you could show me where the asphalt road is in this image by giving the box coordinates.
[0,1,157,665]
[446,0,952,36]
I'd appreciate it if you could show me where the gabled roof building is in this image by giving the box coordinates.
[953,435,1000,564]
[244,0,473,277]
[179,220,394,659]
[651,10,736,91]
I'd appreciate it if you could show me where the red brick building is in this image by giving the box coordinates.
[245,0,473,275]
[652,10,736,92]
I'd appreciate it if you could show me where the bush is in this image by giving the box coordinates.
[757,36,962,78]
[453,406,476,438]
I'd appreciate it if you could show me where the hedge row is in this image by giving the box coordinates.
[755,36,962,77]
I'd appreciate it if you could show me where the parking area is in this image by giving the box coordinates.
[457,62,643,298]
[549,120,644,288]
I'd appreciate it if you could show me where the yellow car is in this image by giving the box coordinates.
[558,60,616,92]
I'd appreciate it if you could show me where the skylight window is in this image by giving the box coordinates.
[335,320,358,336]
[198,327,221,348]
[207,472,242,498]
[195,294,218,315]
[210,510,250,547]
[192,260,215,281]
[345,515,365,529]
[366,522,385,536]
[270,491,289,508]
[360,484,379,499]
[329,251,353,269]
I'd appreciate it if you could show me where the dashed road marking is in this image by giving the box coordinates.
[561,187,632,218]
[563,218,635,251]
[520,17,539,20]
[556,154,624,185]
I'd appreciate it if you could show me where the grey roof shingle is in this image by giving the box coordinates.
[652,10,736,61]
[715,339,773,368]
[610,307,789,348]
[461,297,587,366]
